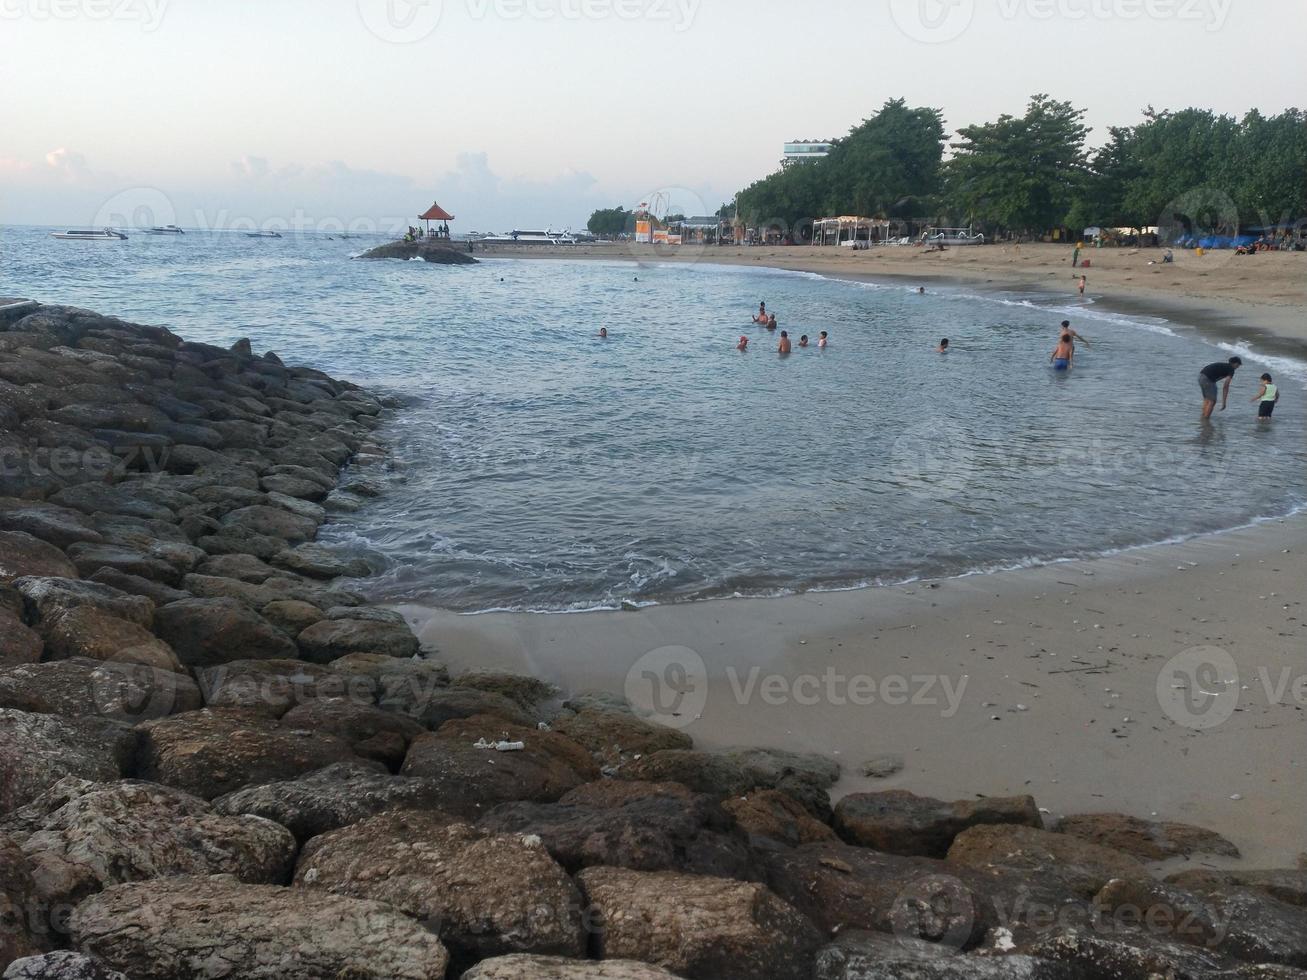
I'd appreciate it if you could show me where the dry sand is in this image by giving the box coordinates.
[403,242,1306,867]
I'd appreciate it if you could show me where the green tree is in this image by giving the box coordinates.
[944,94,1091,235]
[586,207,633,237]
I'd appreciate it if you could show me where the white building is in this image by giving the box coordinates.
[783,140,833,164]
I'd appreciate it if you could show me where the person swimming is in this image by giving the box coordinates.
[917,286,926,295]
[767,314,778,330]
[598,328,608,338]
[778,331,792,354]
[799,335,809,348]
[737,336,749,351]
[1050,333,1075,371]
[818,331,828,348]
[937,338,949,353]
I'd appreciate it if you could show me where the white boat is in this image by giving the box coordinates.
[50,228,127,241]
[144,225,185,235]
[245,231,284,239]
[483,228,577,245]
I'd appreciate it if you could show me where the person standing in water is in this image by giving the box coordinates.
[1251,373,1279,422]
[737,336,749,351]
[1199,356,1242,419]
[598,328,608,339]
[799,335,809,348]
[937,338,950,353]
[818,331,829,348]
[1050,333,1075,371]
[753,302,767,323]
[767,314,778,330]
[778,331,792,354]
[1060,320,1091,350]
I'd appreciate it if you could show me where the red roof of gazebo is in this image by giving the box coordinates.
[419,202,454,221]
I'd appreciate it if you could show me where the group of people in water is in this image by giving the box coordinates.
[745,302,828,353]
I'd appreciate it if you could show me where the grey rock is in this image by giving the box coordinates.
[834,790,1044,858]
[0,659,200,722]
[152,598,297,667]
[0,531,78,586]
[0,710,133,814]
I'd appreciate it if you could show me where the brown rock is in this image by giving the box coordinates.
[0,659,201,722]
[461,956,683,979]
[295,811,584,963]
[0,710,134,814]
[0,499,103,550]
[271,543,370,579]
[194,552,279,583]
[1167,868,1307,908]
[13,577,152,630]
[578,866,823,980]
[0,531,77,586]
[400,715,599,818]
[480,779,751,878]
[6,777,296,908]
[0,609,42,667]
[947,824,1145,898]
[833,790,1043,858]
[1,833,49,968]
[64,544,181,587]
[211,761,447,843]
[1055,812,1240,861]
[221,504,318,543]
[296,616,420,663]
[260,598,324,635]
[151,597,297,667]
[136,707,364,799]
[453,670,560,710]
[69,876,450,980]
[87,568,191,606]
[280,698,423,769]
[723,789,838,847]
[38,607,183,674]
[551,706,693,768]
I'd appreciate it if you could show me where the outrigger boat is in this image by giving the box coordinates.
[920,227,985,246]
[50,228,127,241]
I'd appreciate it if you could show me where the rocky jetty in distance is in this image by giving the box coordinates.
[356,239,478,264]
[2,303,1307,979]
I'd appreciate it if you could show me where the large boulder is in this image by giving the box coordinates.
[1,833,48,970]
[151,598,297,667]
[0,711,134,815]
[2,951,131,980]
[296,617,420,663]
[947,824,1146,898]
[452,670,560,711]
[5,778,296,908]
[64,544,183,588]
[616,750,756,799]
[0,609,42,667]
[13,578,152,630]
[136,708,364,800]
[577,866,823,980]
[87,568,190,607]
[0,532,77,586]
[833,790,1043,858]
[48,484,173,524]
[480,779,752,878]
[400,715,599,818]
[295,811,584,963]
[1167,868,1307,908]
[211,761,448,843]
[1019,926,1264,980]
[37,607,183,674]
[722,789,838,847]
[281,697,422,768]
[815,931,1073,980]
[1054,812,1240,861]
[551,706,693,769]
[1095,877,1307,968]
[271,543,369,580]
[68,876,450,979]
[383,684,533,729]
[461,956,684,979]
[0,659,201,722]
[0,500,103,550]
[221,505,318,543]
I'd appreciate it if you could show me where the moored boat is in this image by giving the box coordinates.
[144,225,185,235]
[245,231,284,239]
[50,228,128,241]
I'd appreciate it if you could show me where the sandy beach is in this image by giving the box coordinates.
[404,243,1307,868]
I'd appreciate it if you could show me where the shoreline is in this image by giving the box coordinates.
[403,510,1307,868]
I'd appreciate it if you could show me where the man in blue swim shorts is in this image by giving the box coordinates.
[1050,332,1075,371]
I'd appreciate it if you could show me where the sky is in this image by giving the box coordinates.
[2,0,1304,232]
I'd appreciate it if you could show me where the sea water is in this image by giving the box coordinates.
[5,227,1304,612]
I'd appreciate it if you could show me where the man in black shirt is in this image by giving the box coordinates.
[1199,357,1242,419]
